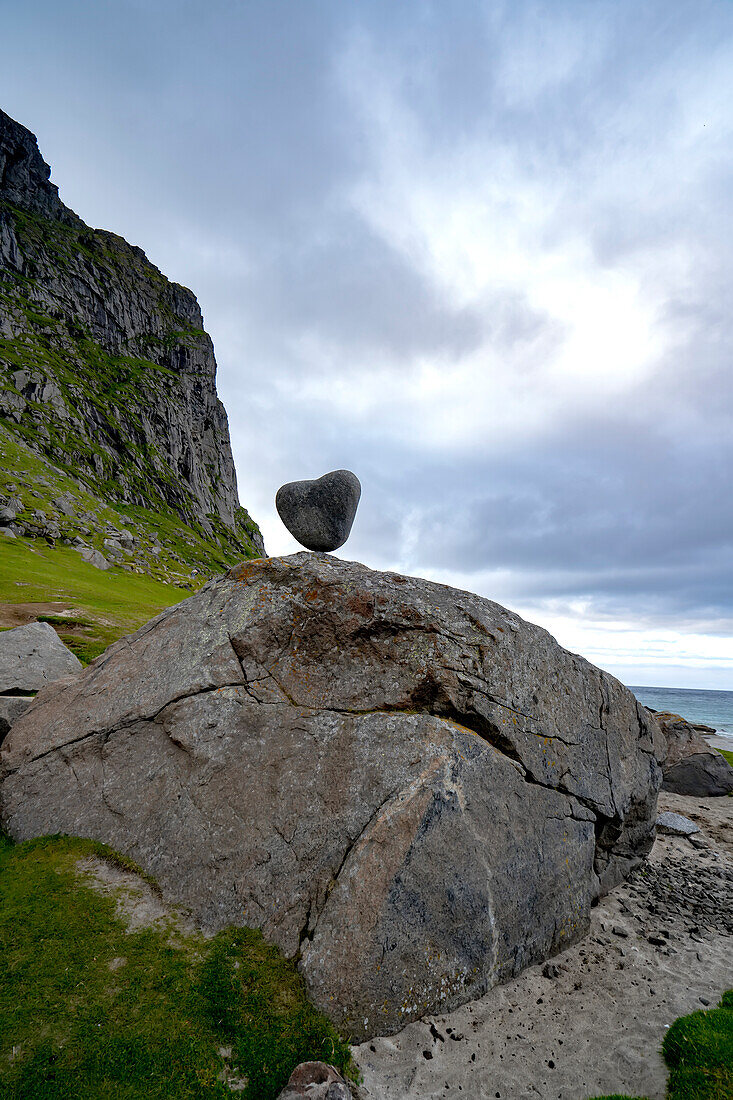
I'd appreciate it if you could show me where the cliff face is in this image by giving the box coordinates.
[0,108,263,565]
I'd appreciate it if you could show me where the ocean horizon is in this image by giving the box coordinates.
[627,684,733,741]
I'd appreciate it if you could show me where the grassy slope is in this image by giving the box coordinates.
[0,537,191,663]
[0,834,355,1100]
[590,991,733,1100]
[0,422,259,589]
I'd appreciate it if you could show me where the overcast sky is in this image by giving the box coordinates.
[3,0,732,688]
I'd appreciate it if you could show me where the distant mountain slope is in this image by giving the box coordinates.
[0,107,264,578]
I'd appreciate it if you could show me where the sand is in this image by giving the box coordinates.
[353,791,733,1100]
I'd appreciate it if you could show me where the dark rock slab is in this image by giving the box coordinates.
[652,710,733,797]
[0,695,31,745]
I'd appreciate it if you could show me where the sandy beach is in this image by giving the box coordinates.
[353,791,733,1100]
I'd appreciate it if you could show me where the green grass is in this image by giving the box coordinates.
[663,992,733,1099]
[0,832,355,1099]
[0,538,190,662]
[718,747,733,767]
[588,991,733,1099]
[0,422,261,588]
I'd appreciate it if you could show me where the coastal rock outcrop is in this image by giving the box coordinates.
[0,554,664,1039]
[653,710,733,797]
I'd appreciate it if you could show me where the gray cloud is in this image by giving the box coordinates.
[2,0,733,682]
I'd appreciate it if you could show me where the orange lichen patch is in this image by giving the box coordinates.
[344,591,373,619]
[226,561,262,584]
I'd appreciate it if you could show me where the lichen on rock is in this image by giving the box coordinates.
[0,553,666,1040]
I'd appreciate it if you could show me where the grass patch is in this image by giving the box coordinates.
[717,747,733,768]
[0,833,355,1099]
[588,991,733,1099]
[0,538,190,662]
[663,991,733,1099]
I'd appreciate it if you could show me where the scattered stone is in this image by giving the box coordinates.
[1,528,16,537]
[276,470,361,551]
[0,621,82,694]
[611,926,629,938]
[625,853,733,937]
[656,812,700,836]
[74,546,111,570]
[55,492,76,517]
[0,505,16,524]
[275,1062,353,1099]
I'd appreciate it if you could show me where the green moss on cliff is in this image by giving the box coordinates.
[0,195,264,571]
[0,426,261,606]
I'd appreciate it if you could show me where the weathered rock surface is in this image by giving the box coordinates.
[652,710,733,797]
[276,470,361,552]
[0,621,82,694]
[0,554,664,1039]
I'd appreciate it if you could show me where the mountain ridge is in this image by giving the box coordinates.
[0,106,264,580]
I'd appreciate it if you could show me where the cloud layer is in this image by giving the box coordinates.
[2,0,733,685]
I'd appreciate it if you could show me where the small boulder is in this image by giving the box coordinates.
[276,470,361,552]
[74,546,111,570]
[0,621,82,694]
[0,506,16,525]
[55,493,76,517]
[275,1063,353,1100]
[656,811,700,836]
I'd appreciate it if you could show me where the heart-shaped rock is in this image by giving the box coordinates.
[276,470,361,552]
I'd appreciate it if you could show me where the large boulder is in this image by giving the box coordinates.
[0,554,664,1039]
[0,621,82,694]
[652,710,733,797]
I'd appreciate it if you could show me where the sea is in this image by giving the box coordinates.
[627,685,733,744]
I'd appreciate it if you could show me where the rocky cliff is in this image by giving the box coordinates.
[0,108,263,574]
[1,553,666,1039]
